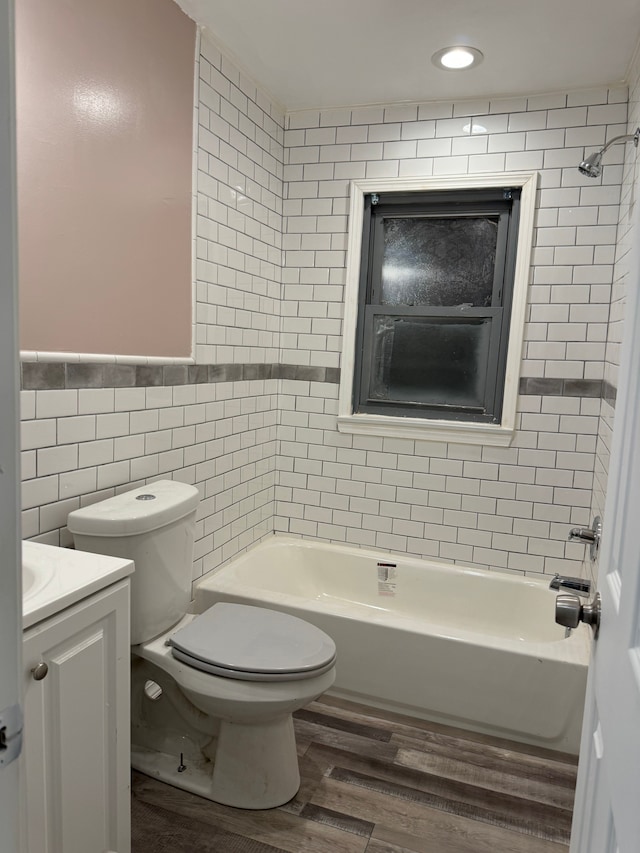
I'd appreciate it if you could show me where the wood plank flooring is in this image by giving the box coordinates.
[131,694,578,853]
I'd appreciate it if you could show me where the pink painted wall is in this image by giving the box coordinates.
[16,0,195,357]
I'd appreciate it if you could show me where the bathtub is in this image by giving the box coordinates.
[195,536,590,753]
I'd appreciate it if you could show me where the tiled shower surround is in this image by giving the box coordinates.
[588,49,640,586]
[277,86,629,579]
[20,32,639,584]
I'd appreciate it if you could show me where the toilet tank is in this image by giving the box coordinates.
[67,480,200,644]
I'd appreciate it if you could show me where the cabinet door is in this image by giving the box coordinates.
[21,581,130,853]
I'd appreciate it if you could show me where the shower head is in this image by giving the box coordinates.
[578,127,640,178]
[578,151,603,178]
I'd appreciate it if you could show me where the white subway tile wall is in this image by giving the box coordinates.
[19,32,636,585]
[278,85,629,577]
[589,49,640,585]
[22,378,279,580]
[195,37,284,366]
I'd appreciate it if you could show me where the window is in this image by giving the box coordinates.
[339,174,537,446]
[354,188,520,424]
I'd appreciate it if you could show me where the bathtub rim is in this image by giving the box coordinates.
[194,533,591,665]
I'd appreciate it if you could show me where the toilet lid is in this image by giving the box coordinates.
[168,603,336,681]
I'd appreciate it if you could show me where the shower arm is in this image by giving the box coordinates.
[598,127,640,156]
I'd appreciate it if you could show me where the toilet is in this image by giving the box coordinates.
[67,480,336,809]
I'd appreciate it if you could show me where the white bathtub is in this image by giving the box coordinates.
[195,536,589,753]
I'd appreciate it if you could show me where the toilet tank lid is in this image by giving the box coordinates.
[67,480,200,537]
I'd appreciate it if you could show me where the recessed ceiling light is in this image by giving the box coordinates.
[431,46,484,71]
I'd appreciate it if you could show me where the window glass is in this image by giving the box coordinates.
[380,216,499,307]
[369,315,492,409]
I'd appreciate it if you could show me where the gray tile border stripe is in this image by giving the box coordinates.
[21,362,66,390]
[518,376,608,401]
[21,361,343,390]
[602,380,617,408]
[65,364,105,388]
[519,377,564,397]
[20,362,616,408]
[103,363,137,387]
[135,366,164,387]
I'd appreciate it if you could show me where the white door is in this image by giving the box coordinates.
[569,202,640,850]
[0,0,23,851]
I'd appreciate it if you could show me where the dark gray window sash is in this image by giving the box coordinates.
[490,192,520,424]
[359,308,503,422]
[352,188,521,424]
[369,206,511,310]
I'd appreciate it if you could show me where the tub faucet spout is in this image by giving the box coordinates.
[549,574,592,598]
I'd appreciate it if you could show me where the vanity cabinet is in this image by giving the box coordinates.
[21,579,131,853]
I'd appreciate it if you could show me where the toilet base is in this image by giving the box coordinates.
[131,712,300,809]
[212,715,300,808]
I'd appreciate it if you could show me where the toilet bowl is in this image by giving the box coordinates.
[134,605,335,808]
[67,481,336,809]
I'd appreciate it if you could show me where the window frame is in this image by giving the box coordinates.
[338,173,538,447]
[355,190,519,424]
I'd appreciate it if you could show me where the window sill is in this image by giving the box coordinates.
[337,413,515,447]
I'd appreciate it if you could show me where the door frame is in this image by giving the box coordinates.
[0,0,23,850]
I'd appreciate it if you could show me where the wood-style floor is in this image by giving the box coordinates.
[131,694,577,853]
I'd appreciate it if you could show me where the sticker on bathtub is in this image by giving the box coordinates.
[377,562,397,596]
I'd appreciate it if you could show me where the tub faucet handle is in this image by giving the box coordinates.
[555,592,601,638]
[568,527,596,543]
[567,515,601,561]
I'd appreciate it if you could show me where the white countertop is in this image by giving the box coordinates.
[23,541,134,630]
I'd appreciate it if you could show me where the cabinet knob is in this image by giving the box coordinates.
[31,662,48,681]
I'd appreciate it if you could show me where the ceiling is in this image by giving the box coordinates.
[175,0,640,112]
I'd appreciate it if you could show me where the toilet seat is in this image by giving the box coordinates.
[168,602,337,682]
